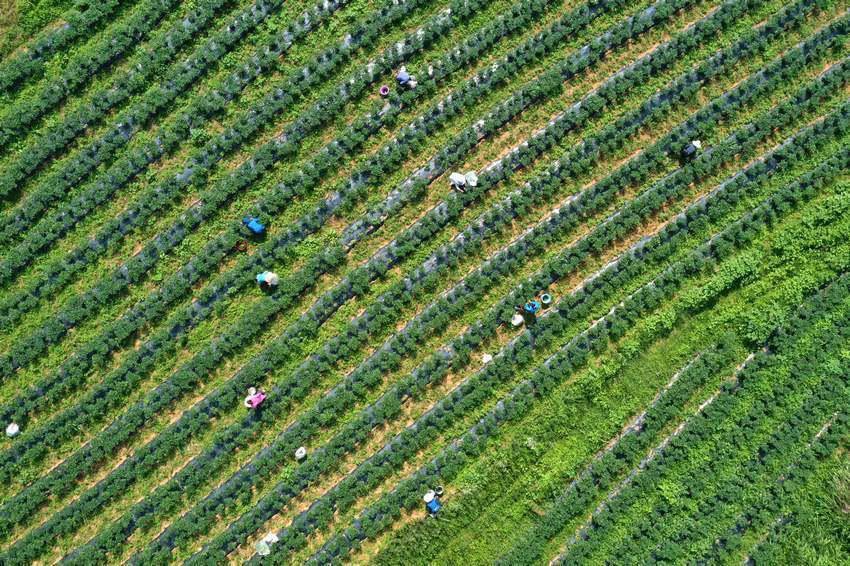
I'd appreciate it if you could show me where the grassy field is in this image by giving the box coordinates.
[0,0,847,563]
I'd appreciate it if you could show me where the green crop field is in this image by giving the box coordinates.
[0,0,848,563]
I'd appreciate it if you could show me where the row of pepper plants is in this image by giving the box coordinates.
[83,8,807,559]
[366,94,850,564]
[0,0,652,448]
[500,272,850,564]
[0,0,588,552]
[0,0,465,355]
[741,481,848,565]
[642,377,848,563]
[511,345,748,560]
[705,413,849,561]
[0,0,184,147]
[0,0,556,458]
[0,0,384,260]
[0,0,559,446]
[0,0,756,560]
[550,303,846,560]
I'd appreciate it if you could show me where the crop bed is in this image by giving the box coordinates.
[0,0,848,563]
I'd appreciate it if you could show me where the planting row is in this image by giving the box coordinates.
[498,271,850,565]
[0,0,696,549]
[95,22,797,558]
[199,73,850,562]
[0,0,667,414]
[495,347,744,564]
[0,0,458,347]
[0,0,772,560]
[705,419,849,562]
[555,362,836,562]
[126,35,846,563]
[644,389,847,563]
[0,0,374,255]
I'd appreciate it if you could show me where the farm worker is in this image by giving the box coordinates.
[449,172,467,192]
[681,139,702,162]
[244,387,267,409]
[243,387,257,408]
[524,300,541,316]
[423,490,442,515]
[6,422,19,437]
[256,271,279,289]
[396,66,417,89]
[242,216,266,235]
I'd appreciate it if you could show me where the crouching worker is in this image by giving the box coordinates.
[680,139,702,163]
[396,66,417,90]
[256,271,279,291]
[244,387,267,409]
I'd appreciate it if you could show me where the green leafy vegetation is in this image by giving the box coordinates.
[0,0,847,562]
